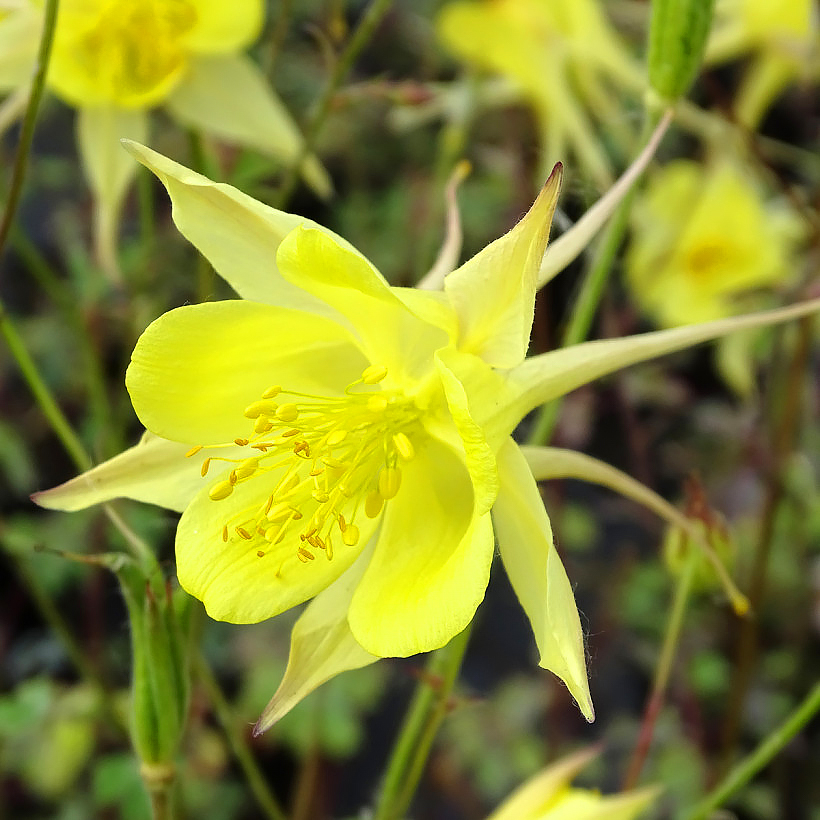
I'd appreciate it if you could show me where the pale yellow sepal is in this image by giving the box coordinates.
[254,544,379,734]
[122,140,349,307]
[0,3,40,91]
[164,54,332,199]
[78,106,148,281]
[488,746,659,820]
[492,438,593,722]
[443,165,561,368]
[31,431,229,514]
[501,297,820,438]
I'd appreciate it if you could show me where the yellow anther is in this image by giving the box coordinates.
[338,514,347,532]
[297,550,309,563]
[209,480,234,501]
[229,470,238,485]
[362,364,388,384]
[201,458,211,477]
[234,438,249,446]
[378,466,402,500]
[236,527,252,541]
[257,550,266,558]
[342,524,360,546]
[313,491,330,503]
[222,525,229,542]
[326,429,347,446]
[298,547,315,561]
[367,395,388,413]
[393,432,414,461]
[293,441,311,458]
[365,490,384,518]
[314,536,327,550]
[276,404,299,422]
[266,502,293,522]
[309,466,324,477]
[243,400,279,419]
[254,417,273,434]
[235,458,259,480]
[185,444,203,458]
[282,429,300,438]
[262,385,281,399]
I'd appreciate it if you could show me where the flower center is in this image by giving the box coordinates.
[53,0,198,106]
[187,366,419,564]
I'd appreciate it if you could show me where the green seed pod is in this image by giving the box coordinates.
[648,0,716,101]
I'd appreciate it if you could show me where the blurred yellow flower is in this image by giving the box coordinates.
[34,144,820,730]
[626,159,802,327]
[707,0,819,126]
[437,0,641,185]
[487,747,658,820]
[0,0,329,277]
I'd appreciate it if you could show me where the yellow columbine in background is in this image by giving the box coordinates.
[487,748,658,820]
[34,144,820,731]
[436,0,642,185]
[706,0,819,127]
[626,158,802,327]
[0,0,329,277]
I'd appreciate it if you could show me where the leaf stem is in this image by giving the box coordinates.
[273,0,393,207]
[192,649,288,820]
[373,623,472,820]
[683,681,820,820]
[622,547,698,789]
[0,0,59,264]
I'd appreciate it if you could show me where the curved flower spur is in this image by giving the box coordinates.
[33,131,820,732]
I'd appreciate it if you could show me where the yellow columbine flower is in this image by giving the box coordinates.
[706,0,819,126]
[487,748,658,820]
[0,0,329,277]
[436,0,642,185]
[625,158,802,327]
[34,144,820,730]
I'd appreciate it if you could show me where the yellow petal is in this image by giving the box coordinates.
[546,787,660,820]
[492,438,593,721]
[182,0,262,53]
[32,431,225,513]
[443,166,561,367]
[255,545,378,733]
[500,297,820,438]
[176,472,379,624]
[348,432,494,657]
[0,4,40,91]
[435,349,499,514]
[122,141,348,304]
[165,55,332,199]
[275,226,450,385]
[78,106,148,280]
[126,300,367,444]
[487,747,599,820]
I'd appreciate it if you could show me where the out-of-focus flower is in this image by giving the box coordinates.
[33,142,820,731]
[436,0,642,186]
[0,0,330,277]
[626,158,802,327]
[487,747,658,820]
[706,0,820,126]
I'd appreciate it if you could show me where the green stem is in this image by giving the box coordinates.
[374,623,472,820]
[192,649,288,820]
[683,681,820,820]
[0,0,59,263]
[273,0,393,208]
[622,548,698,789]
[0,297,91,471]
[527,115,658,447]
[719,317,812,770]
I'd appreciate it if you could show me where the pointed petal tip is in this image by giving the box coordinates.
[251,716,267,737]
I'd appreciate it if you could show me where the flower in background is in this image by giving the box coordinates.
[487,747,658,820]
[0,0,330,277]
[626,158,802,327]
[625,158,803,394]
[33,142,820,732]
[436,0,642,186]
[706,0,819,126]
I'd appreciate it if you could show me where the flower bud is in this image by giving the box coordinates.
[648,0,716,101]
